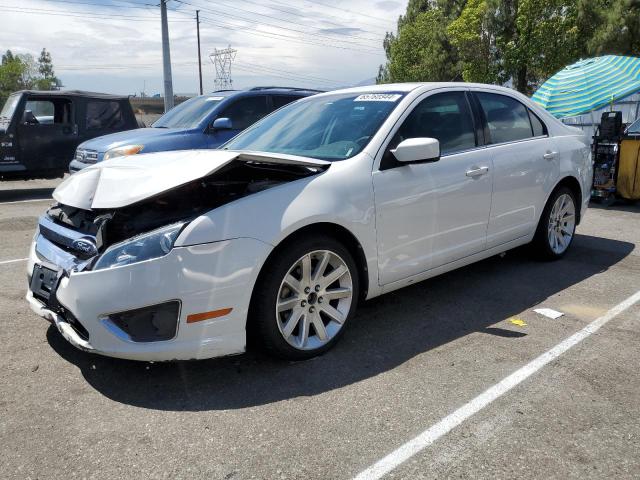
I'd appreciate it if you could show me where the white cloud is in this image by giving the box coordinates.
[0,0,407,95]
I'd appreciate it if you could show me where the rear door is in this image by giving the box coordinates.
[82,99,130,142]
[472,91,555,248]
[16,96,77,174]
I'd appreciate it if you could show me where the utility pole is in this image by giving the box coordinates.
[196,10,203,95]
[160,0,174,111]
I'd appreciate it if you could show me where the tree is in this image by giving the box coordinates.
[35,48,59,90]
[589,0,640,55]
[377,0,635,94]
[497,0,581,93]
[448,0,499,84]
[378,7,460,83]
[0,48,60,107]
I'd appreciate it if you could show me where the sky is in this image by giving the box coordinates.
[0,0,408,96]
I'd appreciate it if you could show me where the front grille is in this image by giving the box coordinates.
[75,148,99,164]
[38,215,98,260]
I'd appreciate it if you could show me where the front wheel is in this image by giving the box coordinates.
[532,186,577,259]
[249,235,359,360]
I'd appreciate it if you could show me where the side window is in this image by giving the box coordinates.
[86,100,125,131]
[24,99,71,125]
[271,95,302,111]
[529,109,547,137]
[476,93,533,144]
[388,91,476,156]
[219,95,269,130]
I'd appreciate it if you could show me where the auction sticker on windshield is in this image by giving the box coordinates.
[354,94,402,102]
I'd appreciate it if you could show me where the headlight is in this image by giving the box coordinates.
[93,223,185,271]
[103,144,144,161]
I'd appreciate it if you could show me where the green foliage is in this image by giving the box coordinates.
[378,0,640,93]
[378,9,460,83]
[0,48,59,107]
[590,0,640,55]
[448,0,499,84]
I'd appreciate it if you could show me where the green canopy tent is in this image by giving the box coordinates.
[532,55,640,119]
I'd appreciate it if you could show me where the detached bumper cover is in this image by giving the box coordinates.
[27,235,272,361]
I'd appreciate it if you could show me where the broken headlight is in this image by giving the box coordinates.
[93,222,185,271]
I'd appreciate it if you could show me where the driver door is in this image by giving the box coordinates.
[16,97,77,173]
[207,95,269,147]
[372,90,493,285]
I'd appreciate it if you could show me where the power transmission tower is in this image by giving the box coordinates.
[209,46,237,90]
[160,0,174,111]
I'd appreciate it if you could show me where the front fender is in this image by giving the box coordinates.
[175,156,381,296]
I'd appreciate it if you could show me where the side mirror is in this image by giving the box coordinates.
[211,117,233,131]
[22,110,38,125]
[391,137,440,164]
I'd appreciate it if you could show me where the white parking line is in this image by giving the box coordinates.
[0,198,52,205]
[0,258,28,265]
[353,289,640,480]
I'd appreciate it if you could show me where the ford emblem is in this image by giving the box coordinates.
[72,238,98,257]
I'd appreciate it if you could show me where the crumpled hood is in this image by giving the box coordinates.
[53,149,330,210]
[78,127,186,153]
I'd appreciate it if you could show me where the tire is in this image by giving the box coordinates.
[532,186,578,260]
[249,235,359,360]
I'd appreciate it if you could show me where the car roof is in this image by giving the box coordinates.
[15,90,129,100]
[203,86,324,99]
[313,82,521,96]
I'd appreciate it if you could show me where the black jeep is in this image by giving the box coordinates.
[0,90,139,180]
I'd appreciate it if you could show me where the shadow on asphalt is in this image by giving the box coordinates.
[47,233,634,411]
[0,187,55,203]
[589,199,640,213]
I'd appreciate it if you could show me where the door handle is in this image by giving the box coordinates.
[465,166,489,177]
[543,151,557,160]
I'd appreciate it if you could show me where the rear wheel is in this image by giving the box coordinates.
[250,235,359,360]
[532,186,577,259]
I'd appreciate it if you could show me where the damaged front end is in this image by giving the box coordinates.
[38,157,328,273]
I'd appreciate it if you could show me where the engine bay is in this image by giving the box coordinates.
[46,160,325,251]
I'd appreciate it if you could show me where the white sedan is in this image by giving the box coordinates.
[26,83,592,361]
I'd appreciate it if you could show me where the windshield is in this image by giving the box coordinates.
[224,92,406,161]
[0,93,20,121]
[627,117,640,134]
[153,95,224,129]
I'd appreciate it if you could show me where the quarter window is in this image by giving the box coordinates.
[388,91,476,157]
[476,93,535,144]
[529,110,547,137]
[86,100,125,130]
[219,95,269,130]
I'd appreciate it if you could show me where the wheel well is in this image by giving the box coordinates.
[259,223,369,301]
[554,176,583,223]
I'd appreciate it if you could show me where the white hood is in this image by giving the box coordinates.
[53,149,330,209]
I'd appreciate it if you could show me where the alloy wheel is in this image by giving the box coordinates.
[547,193,576,255]
[275,250,353,350]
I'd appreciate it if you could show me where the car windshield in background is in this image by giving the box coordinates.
[0,93,20,121]
[224,92,406,160]
[153,95,224,129]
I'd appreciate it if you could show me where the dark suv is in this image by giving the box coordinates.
[69,87,322,172]
[0,90,138,179]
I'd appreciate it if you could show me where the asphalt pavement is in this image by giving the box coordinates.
[1,179,638,480]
